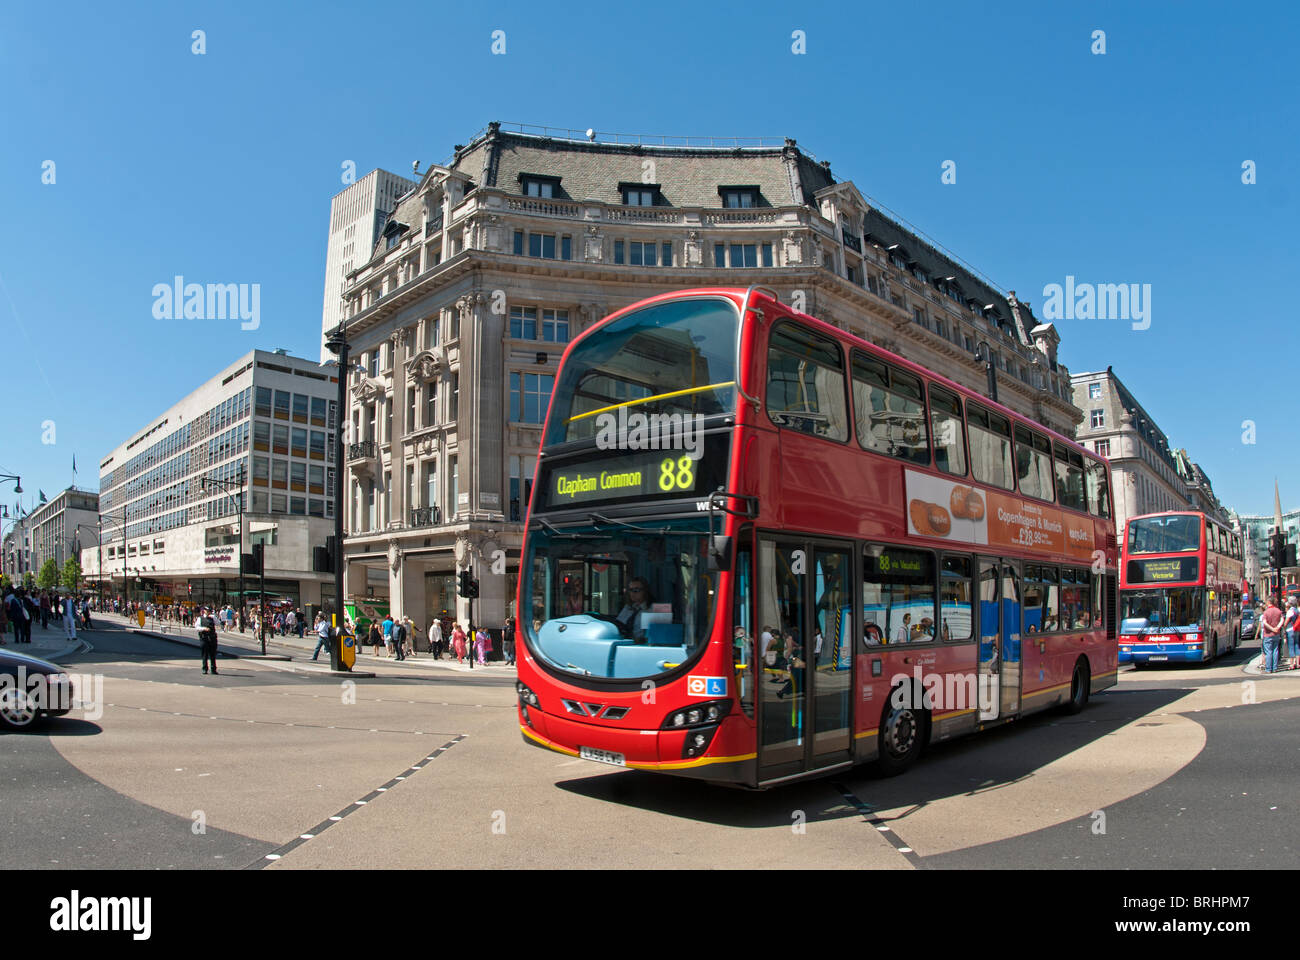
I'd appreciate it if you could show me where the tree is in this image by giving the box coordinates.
[21,571,35,590]
[0,572,10,591]
[36,558,59,590]
[61,558,82,593]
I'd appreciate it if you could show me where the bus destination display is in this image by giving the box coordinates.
[537,435,727,511]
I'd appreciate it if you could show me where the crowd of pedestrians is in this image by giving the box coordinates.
[0,585,93,644]
[1258,595,1300,674]
[358,612,515,665]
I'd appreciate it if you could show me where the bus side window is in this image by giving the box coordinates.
[929,386,967,477]
[765,323,850,442]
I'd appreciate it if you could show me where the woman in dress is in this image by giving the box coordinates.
[474,626,491,665]
[451,623,468,663]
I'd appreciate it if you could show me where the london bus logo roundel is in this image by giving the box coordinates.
[687,676,727,697]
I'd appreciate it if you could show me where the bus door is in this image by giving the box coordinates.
[978,559,1022,720]
[756,538,853,780]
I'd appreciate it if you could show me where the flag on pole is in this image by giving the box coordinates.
[39,490,48,504]
[72,454,77,475]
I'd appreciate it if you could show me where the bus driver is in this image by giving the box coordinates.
[616,577,654,640]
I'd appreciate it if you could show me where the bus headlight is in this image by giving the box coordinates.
[516,681,540,708]
[662,699,732,729]
[681,725,719,759]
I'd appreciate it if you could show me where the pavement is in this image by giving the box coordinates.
[89,612,516,677]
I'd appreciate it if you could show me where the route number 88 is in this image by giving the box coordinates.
[658,456,695,492]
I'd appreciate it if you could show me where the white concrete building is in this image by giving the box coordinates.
[24,486,100,578]
[83,350,341,614]
[320,169,418,362]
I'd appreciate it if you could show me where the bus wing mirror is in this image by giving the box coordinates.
[709,535,733,571]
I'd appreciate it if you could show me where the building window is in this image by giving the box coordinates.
[561,235,572,261]
[1088,382,1102,400]
[511,372,554,423]
[450,373,459,421]
[729,243,758,268]
[511,306,537,339]
[425,381,437,425]
[1095,439,1111,457]
[1090,409,1105,428]
[630,241,657,266]
[662,242,673,267]
[542,309,569,342]
[622,186,657,206]
[721,188,757,208]
[424,461,437,515]
[713,243,725,268]
[528,233,557,259]
[614,240,624,265]
[522,178,556,198]
[255,387,272,418]
[913,307,928,329]
[449,456,458,518]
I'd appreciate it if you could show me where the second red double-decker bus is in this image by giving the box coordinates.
[1119,511,1244,666]
[515,287,1118,788]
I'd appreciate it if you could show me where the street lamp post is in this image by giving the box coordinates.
[98,508,130,614]
[200,463,248,635]
[324,320,351,672]
[973,341,999,404]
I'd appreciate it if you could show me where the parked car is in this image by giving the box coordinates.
[1240,609,1256,640]
[0,648,75,729]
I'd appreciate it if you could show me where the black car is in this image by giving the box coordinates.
[0,647,75,729]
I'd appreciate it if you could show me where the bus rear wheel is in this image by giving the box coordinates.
[1063,659,1090,714]
[877,694,925,777]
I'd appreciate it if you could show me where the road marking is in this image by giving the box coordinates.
[245,734,467,870]
[832,781,925,869]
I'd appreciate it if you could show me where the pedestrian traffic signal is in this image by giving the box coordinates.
[1286,544,1297,569]
[458,569,479,598]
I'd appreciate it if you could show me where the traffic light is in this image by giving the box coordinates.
[245,543,263,576]
[1286,544,1296,569]
[458,568,479,598]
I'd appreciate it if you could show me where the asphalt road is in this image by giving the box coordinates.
[5,623,1295,869]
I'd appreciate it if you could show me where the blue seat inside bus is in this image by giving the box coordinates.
[538,616,687,677]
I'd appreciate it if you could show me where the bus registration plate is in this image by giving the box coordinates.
[1148,654,1168,661]
[580,746,626,766]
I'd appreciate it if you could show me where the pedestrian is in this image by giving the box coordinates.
[381,613,395,658]
[62,592,77,642]
[296,608,306,638]
[391,616,407,661]
[451,622,467,663]
[0,586,10,645]
[367,621,382,656]
[428,617,443,660]
[80,596,91,630]
[311,613,332,662]
[197,605,219,675]
[39,591,51,630]
[474,625,491,665]
[402,617,416,659]
[503,617,515,666]
[9,588,33,644]
[1259,595,1285,674]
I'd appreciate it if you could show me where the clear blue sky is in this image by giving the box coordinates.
[2,0,1295,519]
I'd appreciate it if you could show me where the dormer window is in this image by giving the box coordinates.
[519,174,562,199]
[719,186,759,208]
[620,183,660,206]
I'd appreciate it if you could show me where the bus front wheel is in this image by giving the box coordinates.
[1063,659,1091,714]
[877,692,926,777]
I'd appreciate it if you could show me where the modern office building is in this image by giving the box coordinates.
[82,350,341,614]
[23,486,100,577]
[320,168,419,362]
[325,121,1084,633]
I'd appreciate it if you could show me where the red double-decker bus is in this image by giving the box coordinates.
[515,287,1118,788]
[1119,511,1244,666]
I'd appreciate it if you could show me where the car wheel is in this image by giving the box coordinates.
[0,687,40,729]
[877,690,926,777]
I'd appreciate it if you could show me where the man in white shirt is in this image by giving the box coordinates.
[428,618,443,659]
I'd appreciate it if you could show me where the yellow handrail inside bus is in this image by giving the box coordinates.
[567,381,736,422]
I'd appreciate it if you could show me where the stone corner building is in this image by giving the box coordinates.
[324,121,1081,632]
